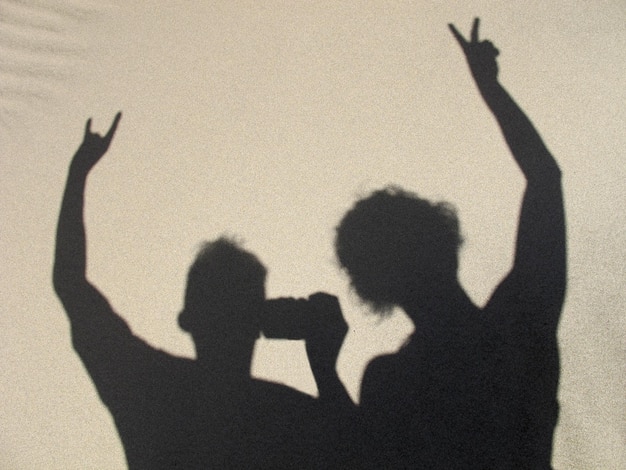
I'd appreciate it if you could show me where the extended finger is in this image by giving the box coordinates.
[448,23,467,49]
[471,17,480,43]
[84,118,92,136]
[104,112,122,142]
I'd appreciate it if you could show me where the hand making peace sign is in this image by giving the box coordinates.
[449,18,500,84]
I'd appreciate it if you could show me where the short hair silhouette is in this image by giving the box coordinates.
[335,186,462,312]
[179,236,267,333]
[189,237,267,293]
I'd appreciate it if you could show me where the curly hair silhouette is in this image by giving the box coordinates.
[337,19,567,469]
[335,186,462,312]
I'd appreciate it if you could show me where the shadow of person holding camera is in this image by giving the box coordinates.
[335,19,566,468]
[53,114,354,468]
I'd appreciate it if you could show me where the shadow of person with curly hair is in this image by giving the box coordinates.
[336,19,566,469]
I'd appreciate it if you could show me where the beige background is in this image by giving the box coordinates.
[2,1,625,468]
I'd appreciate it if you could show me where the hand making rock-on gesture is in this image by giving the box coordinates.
[72,112,122,172]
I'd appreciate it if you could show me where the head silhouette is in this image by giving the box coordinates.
[178,237,267,341]
[335,186,462,312]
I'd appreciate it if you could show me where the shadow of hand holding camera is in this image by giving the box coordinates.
[262,293,350,405]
